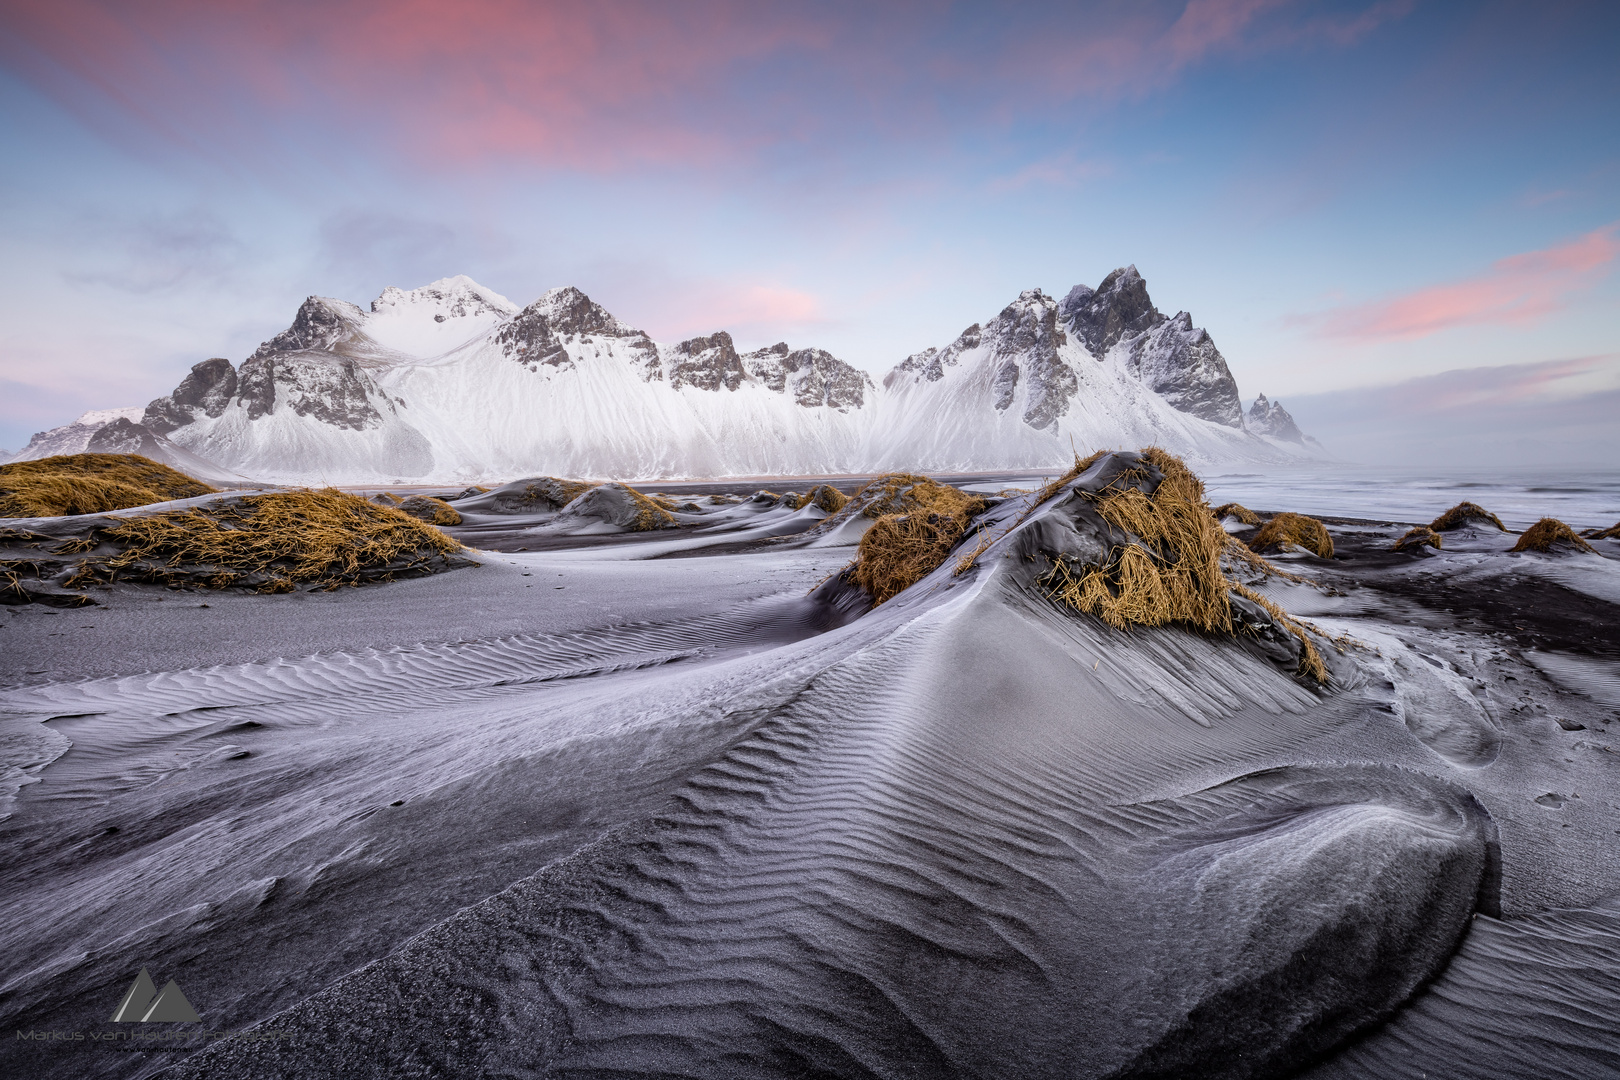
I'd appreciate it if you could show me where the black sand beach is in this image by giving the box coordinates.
[3,460,1618,1079]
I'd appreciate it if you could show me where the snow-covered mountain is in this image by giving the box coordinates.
[106,269,1316,483]
[1246,393,1321,448]
[7,407,144,462]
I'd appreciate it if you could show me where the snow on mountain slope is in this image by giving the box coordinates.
[873,285,1278,471]
[8,407,144,462]
[127,270,1318,483]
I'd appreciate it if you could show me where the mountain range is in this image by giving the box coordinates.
[3,268,1320,482]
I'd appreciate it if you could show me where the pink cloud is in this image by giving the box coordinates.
[632,279,827,342]
[1310,224,1620,341]
[0,0,829,170]
[0,1,1414,173]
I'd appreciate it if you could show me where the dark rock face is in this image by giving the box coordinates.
[534,286,619,337]
[143,358,238,434]
[234,354,385,430]
[494,307,571,370]
[1060,265,1167,358]
[995,290,1075,430]
[743,344,874,409]
[1247,394,1305,442]
[1123,314,1245,428]
[741,343,792,391]
[992,361,1020,412]
[251,297,363,360]
[85,418,166,457]
[887,324,981,386]
[669,332,746,392]
[495,287,660,378]
[1059,267,1245,428]
[883,292,1075,429]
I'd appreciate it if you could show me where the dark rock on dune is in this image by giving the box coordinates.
[456,476,591,515]
[551,482,677,531]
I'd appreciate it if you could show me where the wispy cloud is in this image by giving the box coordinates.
[0,0,1413,175]
[1305,223,1620,341]
[61,209,247,293]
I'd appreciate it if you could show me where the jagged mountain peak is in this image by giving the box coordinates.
[251,295,369,360]
[1060,265,1166,358]
[107,265,1321,483]
[528,286,637,338]
[1247,394,1307,443]
[370,276,518,319]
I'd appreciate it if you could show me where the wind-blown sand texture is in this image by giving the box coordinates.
[2,453,1618,1080]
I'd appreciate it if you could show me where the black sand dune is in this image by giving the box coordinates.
[2,454,1618,1079]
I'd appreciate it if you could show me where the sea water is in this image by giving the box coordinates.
[1201,465,1620,531]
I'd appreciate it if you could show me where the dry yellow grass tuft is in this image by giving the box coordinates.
[851,478,988,604]
[1028,450,1108,513]
[397,495,462,526]
[0,454,216,518]
[1043,447,1231,635]
[1511,517,1596,554]
[1249,512,1335,559]
[1586,521,1620,541]
[799,484,850,514]
[1430,501,1505,532]
[91,488,463,592]
[1212,502,1261,526]
[624,486,679,531]
[1392,526,1443,551]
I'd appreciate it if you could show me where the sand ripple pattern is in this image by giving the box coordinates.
[0,594,832,723]
[171,591,1498,1080]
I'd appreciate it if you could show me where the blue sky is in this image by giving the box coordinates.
[1,0,1616,461]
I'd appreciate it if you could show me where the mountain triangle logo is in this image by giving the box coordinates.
[110,968,200,1023]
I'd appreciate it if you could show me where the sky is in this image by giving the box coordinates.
[0,0,1616,463]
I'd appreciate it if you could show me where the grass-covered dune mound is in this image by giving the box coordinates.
[459,476,594,515]
[1511,517,1596,554]
[821,449,1330,683]
[1431,501,1506,532]
[373,492,463,526]
[3,488,470,603]
[1249,511,1335,559]
[797,484,851,514]
[0,453,216,518]
[1212,502,1261,526]
[851,477,987,604]
[1393,526,1444,552]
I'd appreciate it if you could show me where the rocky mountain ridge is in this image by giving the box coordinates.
[10,269,1318,481]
